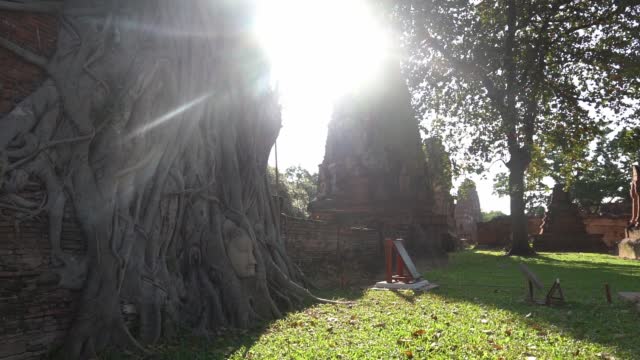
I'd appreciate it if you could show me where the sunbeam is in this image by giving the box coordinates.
[129,93,212,139]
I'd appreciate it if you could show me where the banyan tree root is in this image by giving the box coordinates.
[0,1,337,358]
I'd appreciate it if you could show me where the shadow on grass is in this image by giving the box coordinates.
[425,250,640,358]
[98,328,265,360]
[101,288,369,359]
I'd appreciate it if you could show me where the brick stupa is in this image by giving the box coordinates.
[454,183,482,243]
[618,165,640,259]
[534,184,605,252]
[309,57,455,256]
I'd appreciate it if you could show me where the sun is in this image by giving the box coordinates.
[255,0,391,176]
[255,0,390,103]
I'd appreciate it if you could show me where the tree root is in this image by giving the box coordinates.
[0,1,319,358]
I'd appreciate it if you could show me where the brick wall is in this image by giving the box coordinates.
[0,11,57,114]
[0,207,85,360]
[1,10,65,359]
[477,215,626,250]
[583,216,628,248]
[282,215,383,288]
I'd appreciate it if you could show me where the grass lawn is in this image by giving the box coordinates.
[111,250,640,359]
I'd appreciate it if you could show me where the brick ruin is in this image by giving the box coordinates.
[534,184,606,252]
[619,165,640,259]
[478,214,626,251]
[281,215,381,288]
[454,183,481,243]
[477,216,542,248]
[309,57,455,258]
[0,9,74,360]
[1,207,85,360]
[477,185,628,252]
[0,11,57,114]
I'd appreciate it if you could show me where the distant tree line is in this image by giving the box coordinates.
[268,166,318,218]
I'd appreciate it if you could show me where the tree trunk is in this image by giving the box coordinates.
[506,151,535,256]
[0,1,306,358]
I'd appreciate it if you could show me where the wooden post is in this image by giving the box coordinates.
[385,238,393,283]
[605,283,612,304]
[396,252,404,279]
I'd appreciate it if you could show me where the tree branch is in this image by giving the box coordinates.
[503,0,518,151]
[421,34,507,119]
[0,36,48,69]
[522,2,561,148]
[0,0,62,13]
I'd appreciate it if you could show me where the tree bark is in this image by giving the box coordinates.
[506,150,535,256]
[0,1,305,358]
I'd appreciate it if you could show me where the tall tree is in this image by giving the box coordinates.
[398,0,640,255]
[0,1,310,357]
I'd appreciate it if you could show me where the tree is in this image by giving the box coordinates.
[570,127,640,211]
[284,166,318,216]
[398,0,639,255]
[268,166,318,218]
[493,127,640,214]
[481,210,507,222]
[0,1,310,357]
[457,178,477,202]
[423,135,453,193]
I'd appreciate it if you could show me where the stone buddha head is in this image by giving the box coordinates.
[223,220,257,278]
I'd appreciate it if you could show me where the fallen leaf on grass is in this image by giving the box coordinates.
[412,329,426,337]
[374,322,386,328]
[488,341,503,351]
[404,350,414,358]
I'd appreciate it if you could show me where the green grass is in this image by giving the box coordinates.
[110,251,640,359]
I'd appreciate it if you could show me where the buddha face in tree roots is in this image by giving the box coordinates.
[223,220,257,278]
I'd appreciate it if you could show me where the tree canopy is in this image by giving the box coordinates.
[397,0,640,254]
[481,210,507,222]
[570,126,640,211]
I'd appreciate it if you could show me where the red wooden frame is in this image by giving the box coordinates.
[384,238,416,283]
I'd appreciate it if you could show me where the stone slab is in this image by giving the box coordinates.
[618,292,640,303]
[624,227,640,240]
[618,238,640,260]
[372,279,439,291]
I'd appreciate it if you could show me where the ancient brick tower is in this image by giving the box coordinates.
[534,184,605,252]
[309,57,454,256]
[454,184,482,243]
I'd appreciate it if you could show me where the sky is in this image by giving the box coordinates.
[256,0,511,214]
